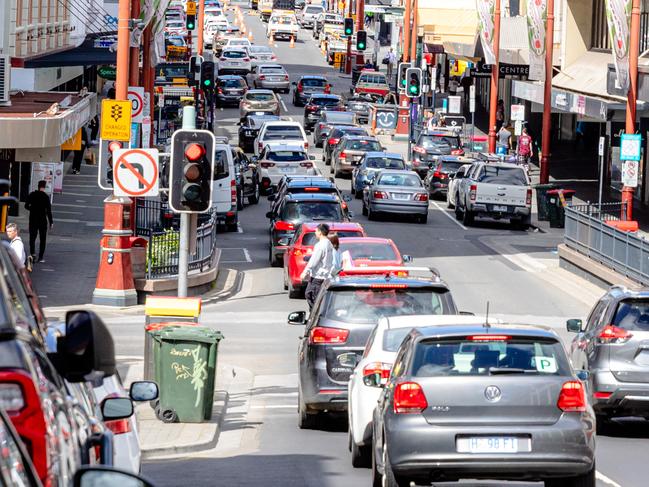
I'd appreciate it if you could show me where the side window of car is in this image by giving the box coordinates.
[363,326,378,358]
[585,299,608,332]
[391,336,412,379]
[0,414,35,486]
[0,250,40,336]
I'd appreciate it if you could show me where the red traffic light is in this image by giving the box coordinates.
[108,141,123,153]
[184,143,206,161]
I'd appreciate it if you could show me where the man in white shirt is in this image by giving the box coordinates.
[300,223,335,310]
[6,223,26,269]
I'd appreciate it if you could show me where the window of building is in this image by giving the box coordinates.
[593,0,649,52]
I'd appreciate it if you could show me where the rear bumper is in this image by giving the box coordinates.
[468,203,531,218]
[259,81,290,90]
[370,201,429,215]
[385,414,595,482]
[592,369,649,415]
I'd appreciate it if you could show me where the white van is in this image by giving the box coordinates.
[213,142,238,231]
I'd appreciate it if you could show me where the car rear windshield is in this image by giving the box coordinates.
[311,98,341,106]
[247,92,275,101]
[305,5,323,12]
[302,230,363,246]
[267,150,308,161]
[411,337,571,377]
[167,37,185,47]
[345,139,381,151]
[339,242,398,261]
[260,66,285,72]
[280,201,343,221]
[224,50,247,58]
[324,112,355,123]
[324,288,449,324]
[303,78,327,87]
[366,157,405,170]
[264,127,304,140]
[420,135,460,149]
[613,299,649,331]
[477,166,527,185]
[230,39,249,45]
[220,78,245,88]
[377,173,422,187]
[359,74,387,84]
[438,161,466,172]
[333,127,366,138]
[250,46,272,53]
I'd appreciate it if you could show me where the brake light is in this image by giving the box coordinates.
[297,82,303,93]
[218,88,224,94]
[557,381,586,412]
[318,123,326,130]
[469,184,477,201]
[467,335,511,341]
[284,75,289,81]
[393,382,428,414]
[339,151,347,159]
[104,418,132,435]
[433,170,442,178]
[413,145,426,154]
[414,193,429,202]
[328,138,339,145]
[303,187,320,191]
[324,84,331,93]
[451,149,463,155]
[526,188,532,205]
[598,325,633,344]
[299,162,313,168]
[243,57,250,61]
[411,159,420,167]
[370,283,408,288]
[220,57,226,61]
[363,362,392,382]
[304,142,309,150]
[274,221,295,231]
[373,191,388,199]
[271,55,277,60]
[306,105,317,111]
[260,162,275,168]
[309,326,349,344]
[258,142,263,152]
[259,75,266,80]
[594,391,613,399]
[231,179,237,204]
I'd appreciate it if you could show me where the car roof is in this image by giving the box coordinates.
[604,284,649,299]
[218,74,245,80]
[363,151,403,159]
[259,63,285,69]
[328,273,449,290]
[378,314,494,331]
[374,170,420,177]
[263,121,302,127]
[300,222,364,231]
[422,130,461,137]
[247,88,274,93]
[410,324,562,342]
[341,135,378,140]
[284,193,341,202]
[309,94,341,100]
[338,236,394,245]
[286,178,336,188]
[331,125,365,131]
[265,143,307,151]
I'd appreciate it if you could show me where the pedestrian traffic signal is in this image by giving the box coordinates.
[98,139,124,190]
[186,14,196,30]
[169,129,216,213]
[405,67,422,98]
[344,18,354,36]
[200,61,215,92]
[397,62,411,92]
[356,30,367,51]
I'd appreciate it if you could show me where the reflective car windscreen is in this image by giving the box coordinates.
[366,157,405,170]
[377,174,422,187]
[264,127,304,140]
[267,150,309,162]
[224,50,247,58]
[310,98,341,107]
[280,201,343,221]
[303,79,327,87]
[247,92,275,101]
[420,135,460,149]
[345,139,382,151]
[477,166,527,185]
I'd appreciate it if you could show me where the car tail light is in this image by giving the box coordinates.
[271,55,278,60]
[104,418,132,435]
[433,170,442,178]
[309,326,349,344]
[260,162,275,168]
[467,335,511,341]
[413,145,426,154]
[451,149,463,155]
[303,187,320,191]
[557,381,586,412]
[328,138,339,145]
[411,159,420,167]
[304,141,309,150]
[594,391,613,399]
[469,184,477,201]
[243,57,250,61]
[339,151,347,159]
[393,382,428,414]
[258,142,263,152]
[318,123,326,130]
[284,75,289,81]
[231,179,237,205]
[363,362,392,384]
[297,83,303,93]
[324,84,331,93]
[598,325,633,344]
[259,75,266,80]
[299,162,313,168]
[373,191,388,199]
[274,221,295,231]
[414,193,428,202]
[526,188,532,205]
[293,248,304,257]
[220,57,226,61]
[218,88,224,94]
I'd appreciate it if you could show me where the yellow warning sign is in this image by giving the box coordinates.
[186,1,197,15]
[61,129,82,150]
[100,99,132,141]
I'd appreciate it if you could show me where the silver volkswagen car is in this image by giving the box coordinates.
[372,324,596,487]
[362,170,429,223]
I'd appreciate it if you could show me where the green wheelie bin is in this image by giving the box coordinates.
[534,183,558,221]
[153,326,223,423]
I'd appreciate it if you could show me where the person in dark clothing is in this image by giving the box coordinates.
[72,127,89,174]
[25,180,53,263]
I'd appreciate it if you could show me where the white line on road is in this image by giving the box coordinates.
[596,471,623,487]
[431,201,467,230]
[243,248,252,262]
[60,192,93,197]
[249,405,296,409]
[237,223,244,233]
[53,203,103,209]
[279,97,288,112]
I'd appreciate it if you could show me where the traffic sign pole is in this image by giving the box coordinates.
[178,106,197,298]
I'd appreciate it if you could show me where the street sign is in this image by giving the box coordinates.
[511,104,525,121]
[514,120,523,136]
[128,87,145,123]
[620,133,642,161]
[100,99,132,141]
[186,1,197,15]
[447,95,462,114]
[112,148,159,197]
[469,84,476,113]
[622,160,639,188]
[444,116,465,130]
[598,136,606,156]
[61,129,82,151]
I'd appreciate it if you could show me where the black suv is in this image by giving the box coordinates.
[266,192,349,267]
[287,269,457,428]
[215,75,248,107]
[269,176,342,213]
[238,113,280,152]
[303,94,344,132]
[423,155,476,198]
[292,75,331,107]
[411,130,464,178]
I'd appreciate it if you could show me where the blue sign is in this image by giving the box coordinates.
[620,133,642,161]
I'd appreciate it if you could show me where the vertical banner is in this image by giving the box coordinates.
[476,0,496,66]
[526,0,547,81]
[605,0,632,91]
[151,0,173,65]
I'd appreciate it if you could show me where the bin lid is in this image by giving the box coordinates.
[534,183,559,189]
[145,321,198,332]
[154,326,223,343]
[145,296,202,318]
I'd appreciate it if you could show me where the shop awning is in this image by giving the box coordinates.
[418,6,478,57]
[553,51,626,102]
[24,35,117,68]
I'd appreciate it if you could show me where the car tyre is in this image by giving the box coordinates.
[545,464,596,487]
[447,191,455,209]
[248,182,260,204]
[298,391,317,429]
[350,431,371,468]
[367,206,375,221]
[383,444,410,487]
[462,206,474,226]
[419,212,428,224]
[270,249,282,267]
[288,279,303,299]
[226,220,239,232]
[371,441,382,487]
[362,201,368,216]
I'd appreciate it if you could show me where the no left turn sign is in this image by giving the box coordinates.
[128,86,145,123]
[113,148,159,197]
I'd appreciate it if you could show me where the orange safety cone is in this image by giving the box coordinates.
[248,31,253,41]
[290,36,295,48]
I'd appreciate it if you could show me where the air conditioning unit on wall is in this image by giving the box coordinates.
[0,55,10,106]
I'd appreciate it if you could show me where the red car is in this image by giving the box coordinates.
[283,222,366,298]
[338,237,407,269]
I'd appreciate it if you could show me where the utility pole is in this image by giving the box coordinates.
[409,0,417,62]
[129,0,140,87]
[142,24,154,147]
[116,0,131,99]
[540,0,554,184]
[622,0,641,220]
[198,0,206,55]
[178,106,197,298]
[487,0,501,153]
[403,0,411,62]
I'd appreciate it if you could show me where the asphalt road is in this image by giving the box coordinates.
[131,4,649,486]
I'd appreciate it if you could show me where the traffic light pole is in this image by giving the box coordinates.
[177,106,197,298]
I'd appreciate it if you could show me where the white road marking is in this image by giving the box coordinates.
[249,405,296,409]
[61,192,92,197]
[237,223,244,233]
[431,201,467,230]
[596,471,623,487]
[279,97,288,112]
[53,210,83,215]
[243,248,252,262]
[53,203,103,209]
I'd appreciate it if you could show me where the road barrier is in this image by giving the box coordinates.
[564,202,649,286]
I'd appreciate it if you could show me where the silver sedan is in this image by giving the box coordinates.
[362,170,429,223]
[251,64,290,93]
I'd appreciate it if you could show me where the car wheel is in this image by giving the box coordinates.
[270,250,282,267]
[288,279,303,299]
[226,219,238,232]
[248,182,260,204]
[382,443,410,487]
[298,391,317,429]
[350,432,371,468]
[545,463,596,487]
[447,190,455,209]
[371,439,382,487]
[462,207,474,226]
[419,212,428,224]
[367,206,375,221]
[362,202,368,216]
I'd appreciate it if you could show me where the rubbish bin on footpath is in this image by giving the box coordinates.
[144,322,197,383]
[153,326,223,423]
[534,184,558,221]
[547,189,576,228]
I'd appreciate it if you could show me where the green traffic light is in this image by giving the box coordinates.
[358,43,365,49]
[204,79,212,86]
[410,85,418,94]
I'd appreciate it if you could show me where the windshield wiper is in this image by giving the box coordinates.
[488,367,532,375]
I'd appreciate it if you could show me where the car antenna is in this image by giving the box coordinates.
[484,301,491,330]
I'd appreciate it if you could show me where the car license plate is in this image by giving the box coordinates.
[457,437,519,453]
[493,205,508,212]
[392,193,410,200]
[230,62,240,65]
[271,76,282,81]
[279,166,295,173]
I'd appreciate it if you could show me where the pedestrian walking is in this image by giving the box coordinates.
[72,126,89,174]
[496,122,512,155]
[25,180,53,263]
[5,223,27,269]
[300,223,335,310]
[517,127,534,163]
[496,99,505,131]
[386,48,396,79]
[328,233,342,275]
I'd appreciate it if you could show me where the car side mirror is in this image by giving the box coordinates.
[402,254,413,264]
[265,211,274,219]
[343,194,352,202]
[74,466,155,487]
[100,397,134,421]
[363,371,387,388]
[576,370,590,382]
[566,319,583,333]
[51,311,116,383]
[268,194,276,201]
[292,81,297,86]
[288,311,307,325]
[129,381,159,402]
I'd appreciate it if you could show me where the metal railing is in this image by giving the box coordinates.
[135,199,176,236]
[564,202,649,286]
